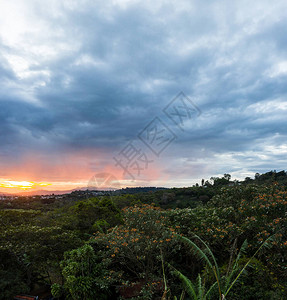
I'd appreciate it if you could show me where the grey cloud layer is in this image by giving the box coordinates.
[1,0,287,181]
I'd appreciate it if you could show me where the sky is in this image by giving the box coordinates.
[1,0,287,193]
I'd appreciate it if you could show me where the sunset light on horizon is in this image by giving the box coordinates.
[0,180,51,190]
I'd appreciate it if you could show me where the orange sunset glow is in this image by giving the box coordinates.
[0,149,168,194]
[0,180,51,190]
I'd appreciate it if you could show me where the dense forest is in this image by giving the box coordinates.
[1,170,287,299]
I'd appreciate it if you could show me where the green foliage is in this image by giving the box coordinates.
[92,204,178,298]
[226,257,286,300]
[169,234,274,300]
[0,211,82,296]
[0,209,41,226]
[0,249,29,300]
[112,194,142,209]
[167,185,287,279]
[52,244,111,300]
[66,196,123,234]
[1,170,287,299]
[51,283,63,298]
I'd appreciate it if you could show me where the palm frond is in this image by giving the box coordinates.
[176,235,214,273]
[224,234,274,297]
[167,262,198,300]
[205,281,218,300]
[224,239,248,291]
[176,234,222,296]
[197,274,204,300]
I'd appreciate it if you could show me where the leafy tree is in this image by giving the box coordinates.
[224,174,231,181]
[0,223,82,291]
[68,197,123,234]
[52,244,111,300]
[0,249,29,300]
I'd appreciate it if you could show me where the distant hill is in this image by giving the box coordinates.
[5,186,168,197]
[116,187,167,194]
[12,189,76,196]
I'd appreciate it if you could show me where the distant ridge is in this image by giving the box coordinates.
[5,186,126,196]
[16,190,76,196]
[2,186,168,197]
